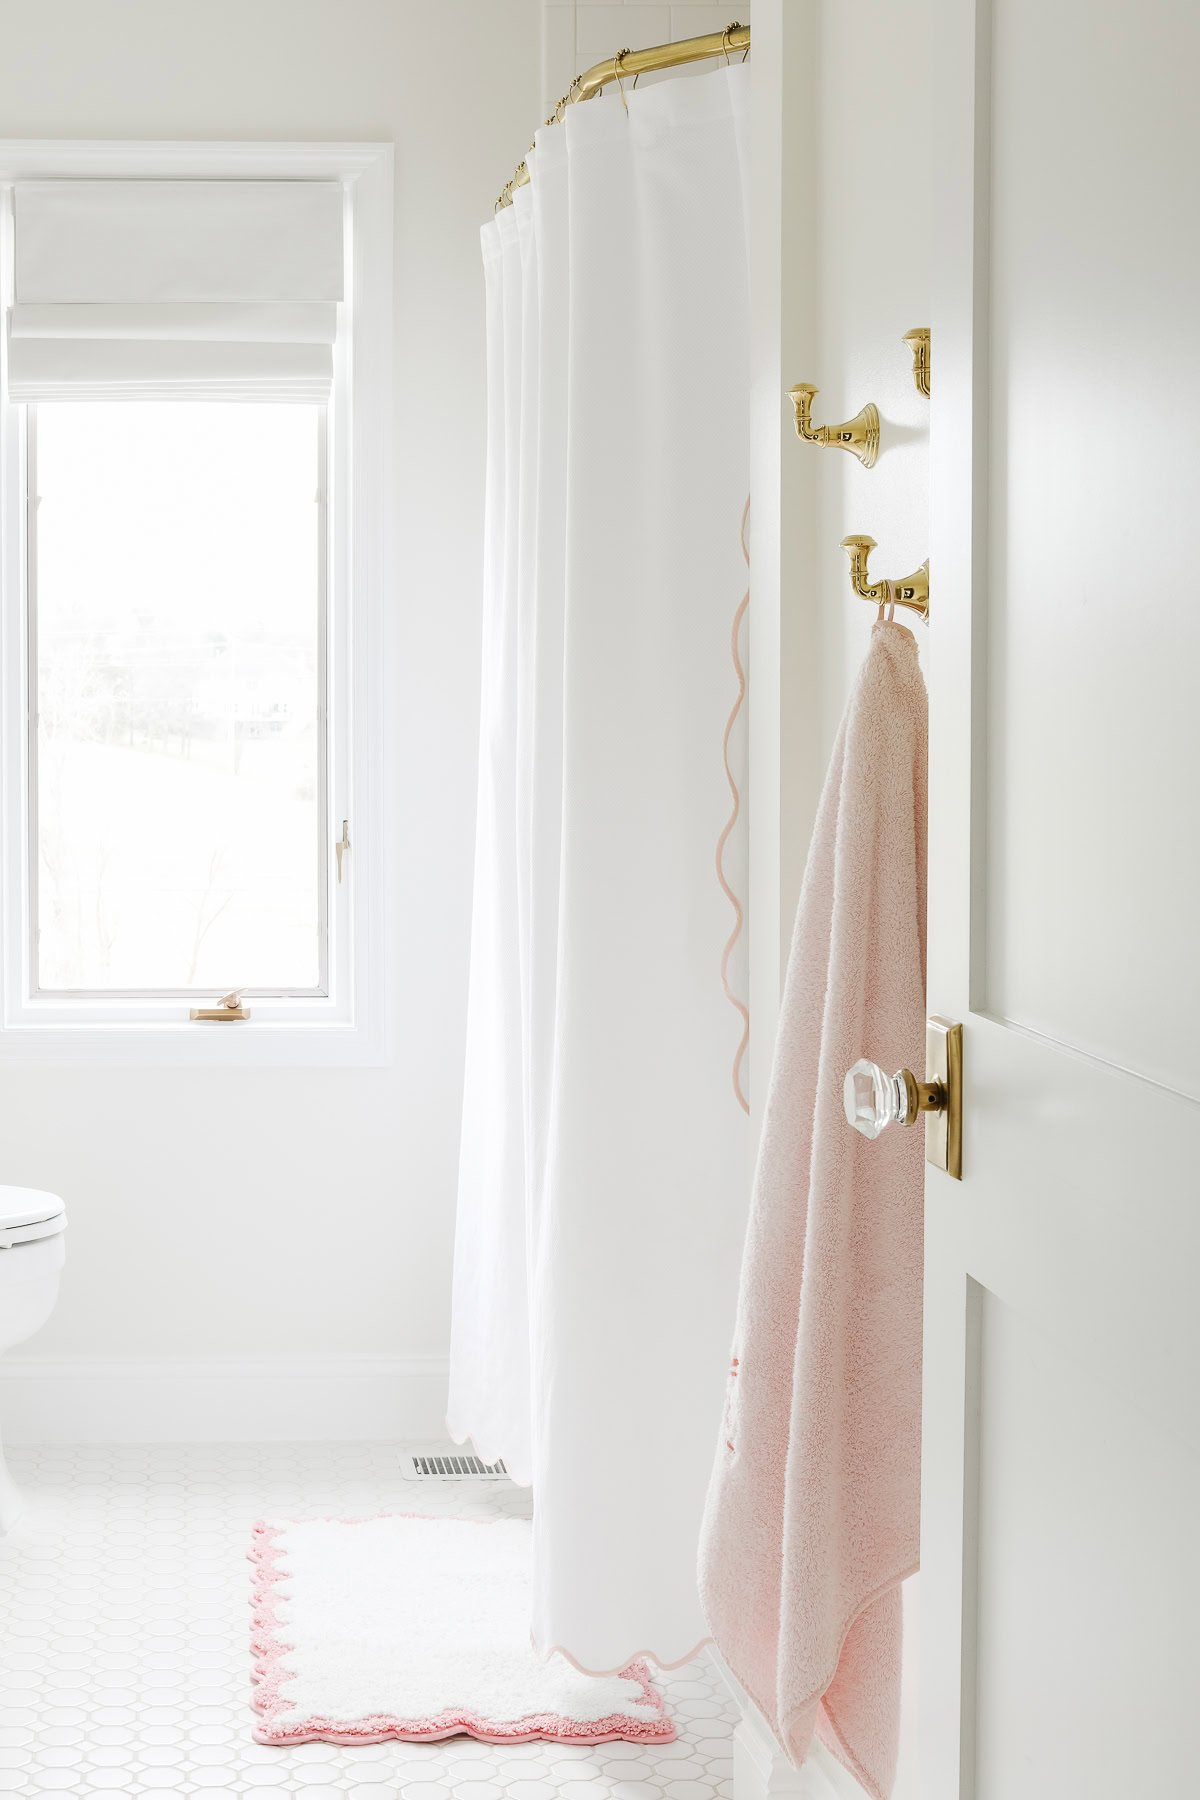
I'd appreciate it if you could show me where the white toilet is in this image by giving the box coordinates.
[0,1186,67,1532]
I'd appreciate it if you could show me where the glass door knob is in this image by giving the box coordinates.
[843,1058,946,1138]
[843,1020,964,1180]
[845,1059,928,1138]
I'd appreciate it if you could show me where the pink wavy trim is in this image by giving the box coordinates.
[248,1515,676,1748]
[714,495,751,1115]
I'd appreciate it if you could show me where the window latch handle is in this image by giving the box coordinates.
[336,819,351,884]
[189,988,251,1022]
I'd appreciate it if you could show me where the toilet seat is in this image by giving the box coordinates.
[0,1186,67,1249]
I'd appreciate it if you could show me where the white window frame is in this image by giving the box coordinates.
[0,140,392,1066]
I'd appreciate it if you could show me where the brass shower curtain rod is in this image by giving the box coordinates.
[495,20,750,211]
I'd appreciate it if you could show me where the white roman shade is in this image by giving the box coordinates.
[8,180,344,402]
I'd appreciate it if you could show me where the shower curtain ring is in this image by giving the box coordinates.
[613,47,631,112]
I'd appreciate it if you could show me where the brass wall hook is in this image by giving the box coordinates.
[788,384,880,469]
[903,328,930,398]
[841,535,930,620]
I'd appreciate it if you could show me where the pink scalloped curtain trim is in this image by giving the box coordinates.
[715,495,751,1115]
[248,1516,676,1748]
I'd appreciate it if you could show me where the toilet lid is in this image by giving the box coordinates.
[0,1185,66,1246]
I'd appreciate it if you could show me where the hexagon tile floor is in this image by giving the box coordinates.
[0,1443,736,1798]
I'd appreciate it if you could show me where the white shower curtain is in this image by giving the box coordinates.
[450,62,752,1672]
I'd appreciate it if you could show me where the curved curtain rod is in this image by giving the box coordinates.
[495,21,750,212]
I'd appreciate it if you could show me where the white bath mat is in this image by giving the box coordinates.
[249,1514,675,1747]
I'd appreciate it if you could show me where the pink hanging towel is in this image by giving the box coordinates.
[699,621,927,1800]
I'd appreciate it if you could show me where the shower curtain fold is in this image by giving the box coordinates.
[450,63,752,1674]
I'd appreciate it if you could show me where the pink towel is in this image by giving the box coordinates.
[699,621,927,1800]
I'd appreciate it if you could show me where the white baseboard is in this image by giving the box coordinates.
[798,1746,862,1800]
[0,1353,450,1445]
[708,1649,862,1800]
[733,1711,860,1800]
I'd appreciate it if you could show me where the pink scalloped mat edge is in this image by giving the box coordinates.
[248,1515,676,1747]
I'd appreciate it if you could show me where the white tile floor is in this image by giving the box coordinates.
[0,1444,736,1798]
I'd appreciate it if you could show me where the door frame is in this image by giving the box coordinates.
[922,0,990,1788]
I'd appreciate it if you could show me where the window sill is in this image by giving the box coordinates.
[0,1015,387,1068]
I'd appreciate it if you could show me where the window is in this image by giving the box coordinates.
[0,145,392,1061]
[30,401,326,996]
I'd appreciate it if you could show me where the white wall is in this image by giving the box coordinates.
[0,0,542,1437]
[808,1,932,740]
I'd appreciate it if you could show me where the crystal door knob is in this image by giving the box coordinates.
[843,1059,938,1139]
[843,1020,964,1180]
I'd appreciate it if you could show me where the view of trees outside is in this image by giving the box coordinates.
[33,402,323,993]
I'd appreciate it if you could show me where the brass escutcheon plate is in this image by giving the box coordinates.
[925,1016,963,1179]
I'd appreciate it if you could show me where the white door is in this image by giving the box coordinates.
[923,1,1200,1794]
